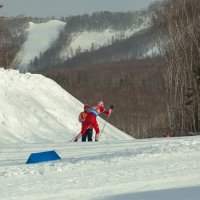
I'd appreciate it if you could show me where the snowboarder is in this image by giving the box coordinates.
[74,100,113,142]
[79,104,93,142]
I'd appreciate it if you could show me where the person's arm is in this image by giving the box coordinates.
[79,112,85,122]
[103,105,114,115]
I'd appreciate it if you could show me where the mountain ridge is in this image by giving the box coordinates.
[2,10,158,72]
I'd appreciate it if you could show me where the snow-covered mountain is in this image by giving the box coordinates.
[14,11,157,72]
[1,68,200,200]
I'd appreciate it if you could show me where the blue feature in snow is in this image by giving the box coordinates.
[26,150,61,164]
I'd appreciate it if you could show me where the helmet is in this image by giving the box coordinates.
[84,104,90,109]
[98,100,104,107]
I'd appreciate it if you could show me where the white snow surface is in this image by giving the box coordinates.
[60,27,146,59]
[144,44,160,57]
[1,68,200,200]
[19,20,66,71]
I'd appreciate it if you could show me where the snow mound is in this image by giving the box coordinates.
[0,68,132,144]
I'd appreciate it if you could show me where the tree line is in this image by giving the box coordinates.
[0,12,28,68]
[152,0,200,135]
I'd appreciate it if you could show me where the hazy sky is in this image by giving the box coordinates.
[0,0,159,17]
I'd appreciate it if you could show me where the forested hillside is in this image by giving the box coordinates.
[41,0,200,138]
[29,11,154,72]
[0,8,27,68]
[43,57,167,138]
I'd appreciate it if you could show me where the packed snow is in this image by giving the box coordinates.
[18,20,66,71]
[1,136,200,200]
[0,68,200,200]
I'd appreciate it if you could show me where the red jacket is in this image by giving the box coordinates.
[79,111,93,129]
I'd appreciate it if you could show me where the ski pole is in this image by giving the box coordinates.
[68,134,78,142]
[68,136,76,142]
[69,132,82,142]
[99,115,110,140]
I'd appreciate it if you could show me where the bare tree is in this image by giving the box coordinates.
[153,0,200,135]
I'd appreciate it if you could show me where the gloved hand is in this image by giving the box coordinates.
[110,105,114,109]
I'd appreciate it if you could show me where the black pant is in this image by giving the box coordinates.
[82,129,93,142]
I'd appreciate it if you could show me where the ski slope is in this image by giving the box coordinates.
[0,68,200,200]
[19,20,66,71]
[60,26,148,60]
